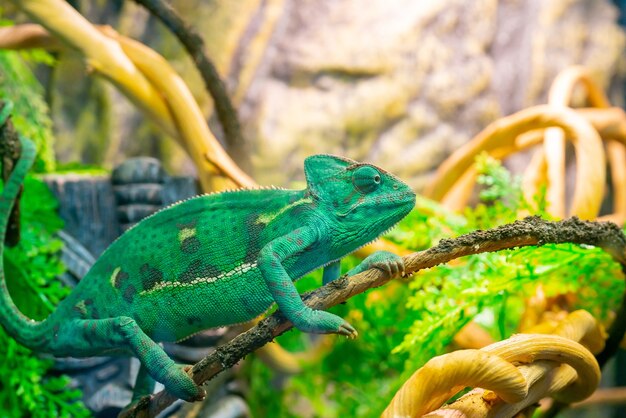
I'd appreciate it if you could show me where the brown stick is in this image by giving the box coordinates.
[132,0,248,166]
[120,217,626,417]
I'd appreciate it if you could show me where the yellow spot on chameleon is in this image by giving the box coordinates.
[178,227,197,242]
[256,197,313,224]
[110,267,121,287]
[74,300,87,316]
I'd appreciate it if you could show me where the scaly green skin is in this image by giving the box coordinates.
[0,133,415,404]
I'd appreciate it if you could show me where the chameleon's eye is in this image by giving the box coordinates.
[352,166,382,193]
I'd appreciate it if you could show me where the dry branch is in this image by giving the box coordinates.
[423,105,605,219]
[572,386,626,408]
[121,216,626,417]
[132,0,248,166]
[415,311,604,418]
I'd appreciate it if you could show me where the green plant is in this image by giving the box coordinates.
[0,176,90,417]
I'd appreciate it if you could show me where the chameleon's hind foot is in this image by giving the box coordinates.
[292,308,358,338]
[164,364,206,402]
[338,321,358,339]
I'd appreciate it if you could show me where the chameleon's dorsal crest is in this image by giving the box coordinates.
[304,154,355,196]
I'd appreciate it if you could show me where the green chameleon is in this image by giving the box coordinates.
[0,135,415,404]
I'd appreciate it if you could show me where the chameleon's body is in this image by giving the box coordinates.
[0,136,415,404]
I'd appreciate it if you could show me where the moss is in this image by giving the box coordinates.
[0,50,56,173]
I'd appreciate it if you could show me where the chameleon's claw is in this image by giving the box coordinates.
[352,251,406,279]
[163,365,206,402]
[192,387,207,402]
[391,262,400,276]
[181,366,206,401]
[382,263,393,276]
[338,322,358,339]
[379,260,404,278]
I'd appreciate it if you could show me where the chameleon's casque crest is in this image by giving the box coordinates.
[304,154,355,197]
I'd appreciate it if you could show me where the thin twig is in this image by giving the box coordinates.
[132,0,248,166]
[121,216,626,418]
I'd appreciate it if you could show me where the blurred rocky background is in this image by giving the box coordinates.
[14,0,625,189]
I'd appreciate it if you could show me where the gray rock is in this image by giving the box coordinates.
[42,174,119,257]
[112,157,165,185]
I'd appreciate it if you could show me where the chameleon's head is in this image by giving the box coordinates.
[304,155,415,250]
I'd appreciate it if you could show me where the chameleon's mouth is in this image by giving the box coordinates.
[337,190,415,218]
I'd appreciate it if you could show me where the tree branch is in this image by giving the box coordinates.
[121,216,626,418]
[132,0,248,166]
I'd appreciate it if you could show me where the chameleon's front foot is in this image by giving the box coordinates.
[292,308,358,339]
[348,250,406,278]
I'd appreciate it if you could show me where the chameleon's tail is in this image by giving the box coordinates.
[0,119,51,349]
